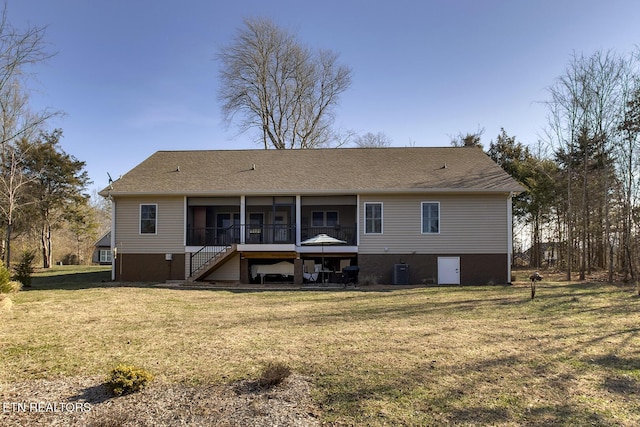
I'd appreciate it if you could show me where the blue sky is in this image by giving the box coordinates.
[6,0,640,193]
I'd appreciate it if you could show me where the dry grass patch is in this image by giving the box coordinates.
[1,269,639,425]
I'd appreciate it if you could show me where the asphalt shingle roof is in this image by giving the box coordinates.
[102,147,525,196]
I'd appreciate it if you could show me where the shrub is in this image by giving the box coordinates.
[13,250,36,287]
[0,257,20,294]
[0,263,11,292]
[0,281,22,294]
[61,253,79,265]
[105,364,154,396]
[257,361,291,388]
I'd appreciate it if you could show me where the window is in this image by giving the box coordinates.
[421,202,440,234]
[311,211,324,227]
[311,211,339,227]
[364,202,382,234]
[140,204,157,234]
[99,250,112,263]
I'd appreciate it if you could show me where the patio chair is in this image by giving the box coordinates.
[303,260,318,283]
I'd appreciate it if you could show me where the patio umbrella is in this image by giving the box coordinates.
[301,233,347,283]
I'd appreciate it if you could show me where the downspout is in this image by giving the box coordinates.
[507,193,514,284]
[183,196,188,279]
[240,195,246,244]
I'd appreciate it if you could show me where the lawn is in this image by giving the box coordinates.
[1,267,639,425]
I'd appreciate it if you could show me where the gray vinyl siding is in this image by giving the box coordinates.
[358,194,509,254]
[114,196,185,254]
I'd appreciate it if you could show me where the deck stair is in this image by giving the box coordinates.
[188,244,237,282]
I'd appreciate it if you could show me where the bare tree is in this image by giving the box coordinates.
[353,132,393,148]
[0,3,55,145]
[450,128,485,148]
[545,53,591,280]
[0,2,58,265]
[217,18,352,149]
[0,137,34,266]
[545,50,627,282]
[617,51,640,287]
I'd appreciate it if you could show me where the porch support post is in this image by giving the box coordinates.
[294,258,303,285]
[295,194,301,246]
[240,195,246,244]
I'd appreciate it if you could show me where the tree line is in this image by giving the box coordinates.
[477,50,640,284]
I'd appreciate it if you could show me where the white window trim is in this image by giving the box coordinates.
[140,203,158,235]
[421,201,440,234]
[364,202,383,234]
[99,249,112,263]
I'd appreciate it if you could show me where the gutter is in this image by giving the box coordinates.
[103,187,525,197]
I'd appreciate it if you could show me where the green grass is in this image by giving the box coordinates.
[1,269,639,425]
[29,265,111,288]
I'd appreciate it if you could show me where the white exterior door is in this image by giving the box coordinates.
[438,257,460,285]
[273,210,289,242]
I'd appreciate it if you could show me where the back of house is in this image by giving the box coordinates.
[99,146,524,286]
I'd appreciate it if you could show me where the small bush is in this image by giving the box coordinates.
[105,364,154,396]
[0,281,22,294]
[257,361,291,388]
[60,253,79,265]
[13,250,36,287]
[0,263,11,292]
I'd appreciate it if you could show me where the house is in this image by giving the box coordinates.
[518,241,561,268]
[92,231,112,265]
[99,147,524,285]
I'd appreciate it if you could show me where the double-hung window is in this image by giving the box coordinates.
[99,249,112,263]
[140,204,157,234]
[421,202,440,234]
[364,202,383,234]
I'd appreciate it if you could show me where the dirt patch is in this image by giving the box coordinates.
[1,374,321,426]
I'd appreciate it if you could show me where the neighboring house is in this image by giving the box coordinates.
[99,147,524,285]
[92,231,112,265]
[521,242,561,267]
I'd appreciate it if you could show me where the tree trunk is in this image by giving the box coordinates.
[531,216,541,268]
[46,224,52,268]
[566,206,572,281]
[4,222,11,268]
[606,186,614,283]
[41,223,52,268]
